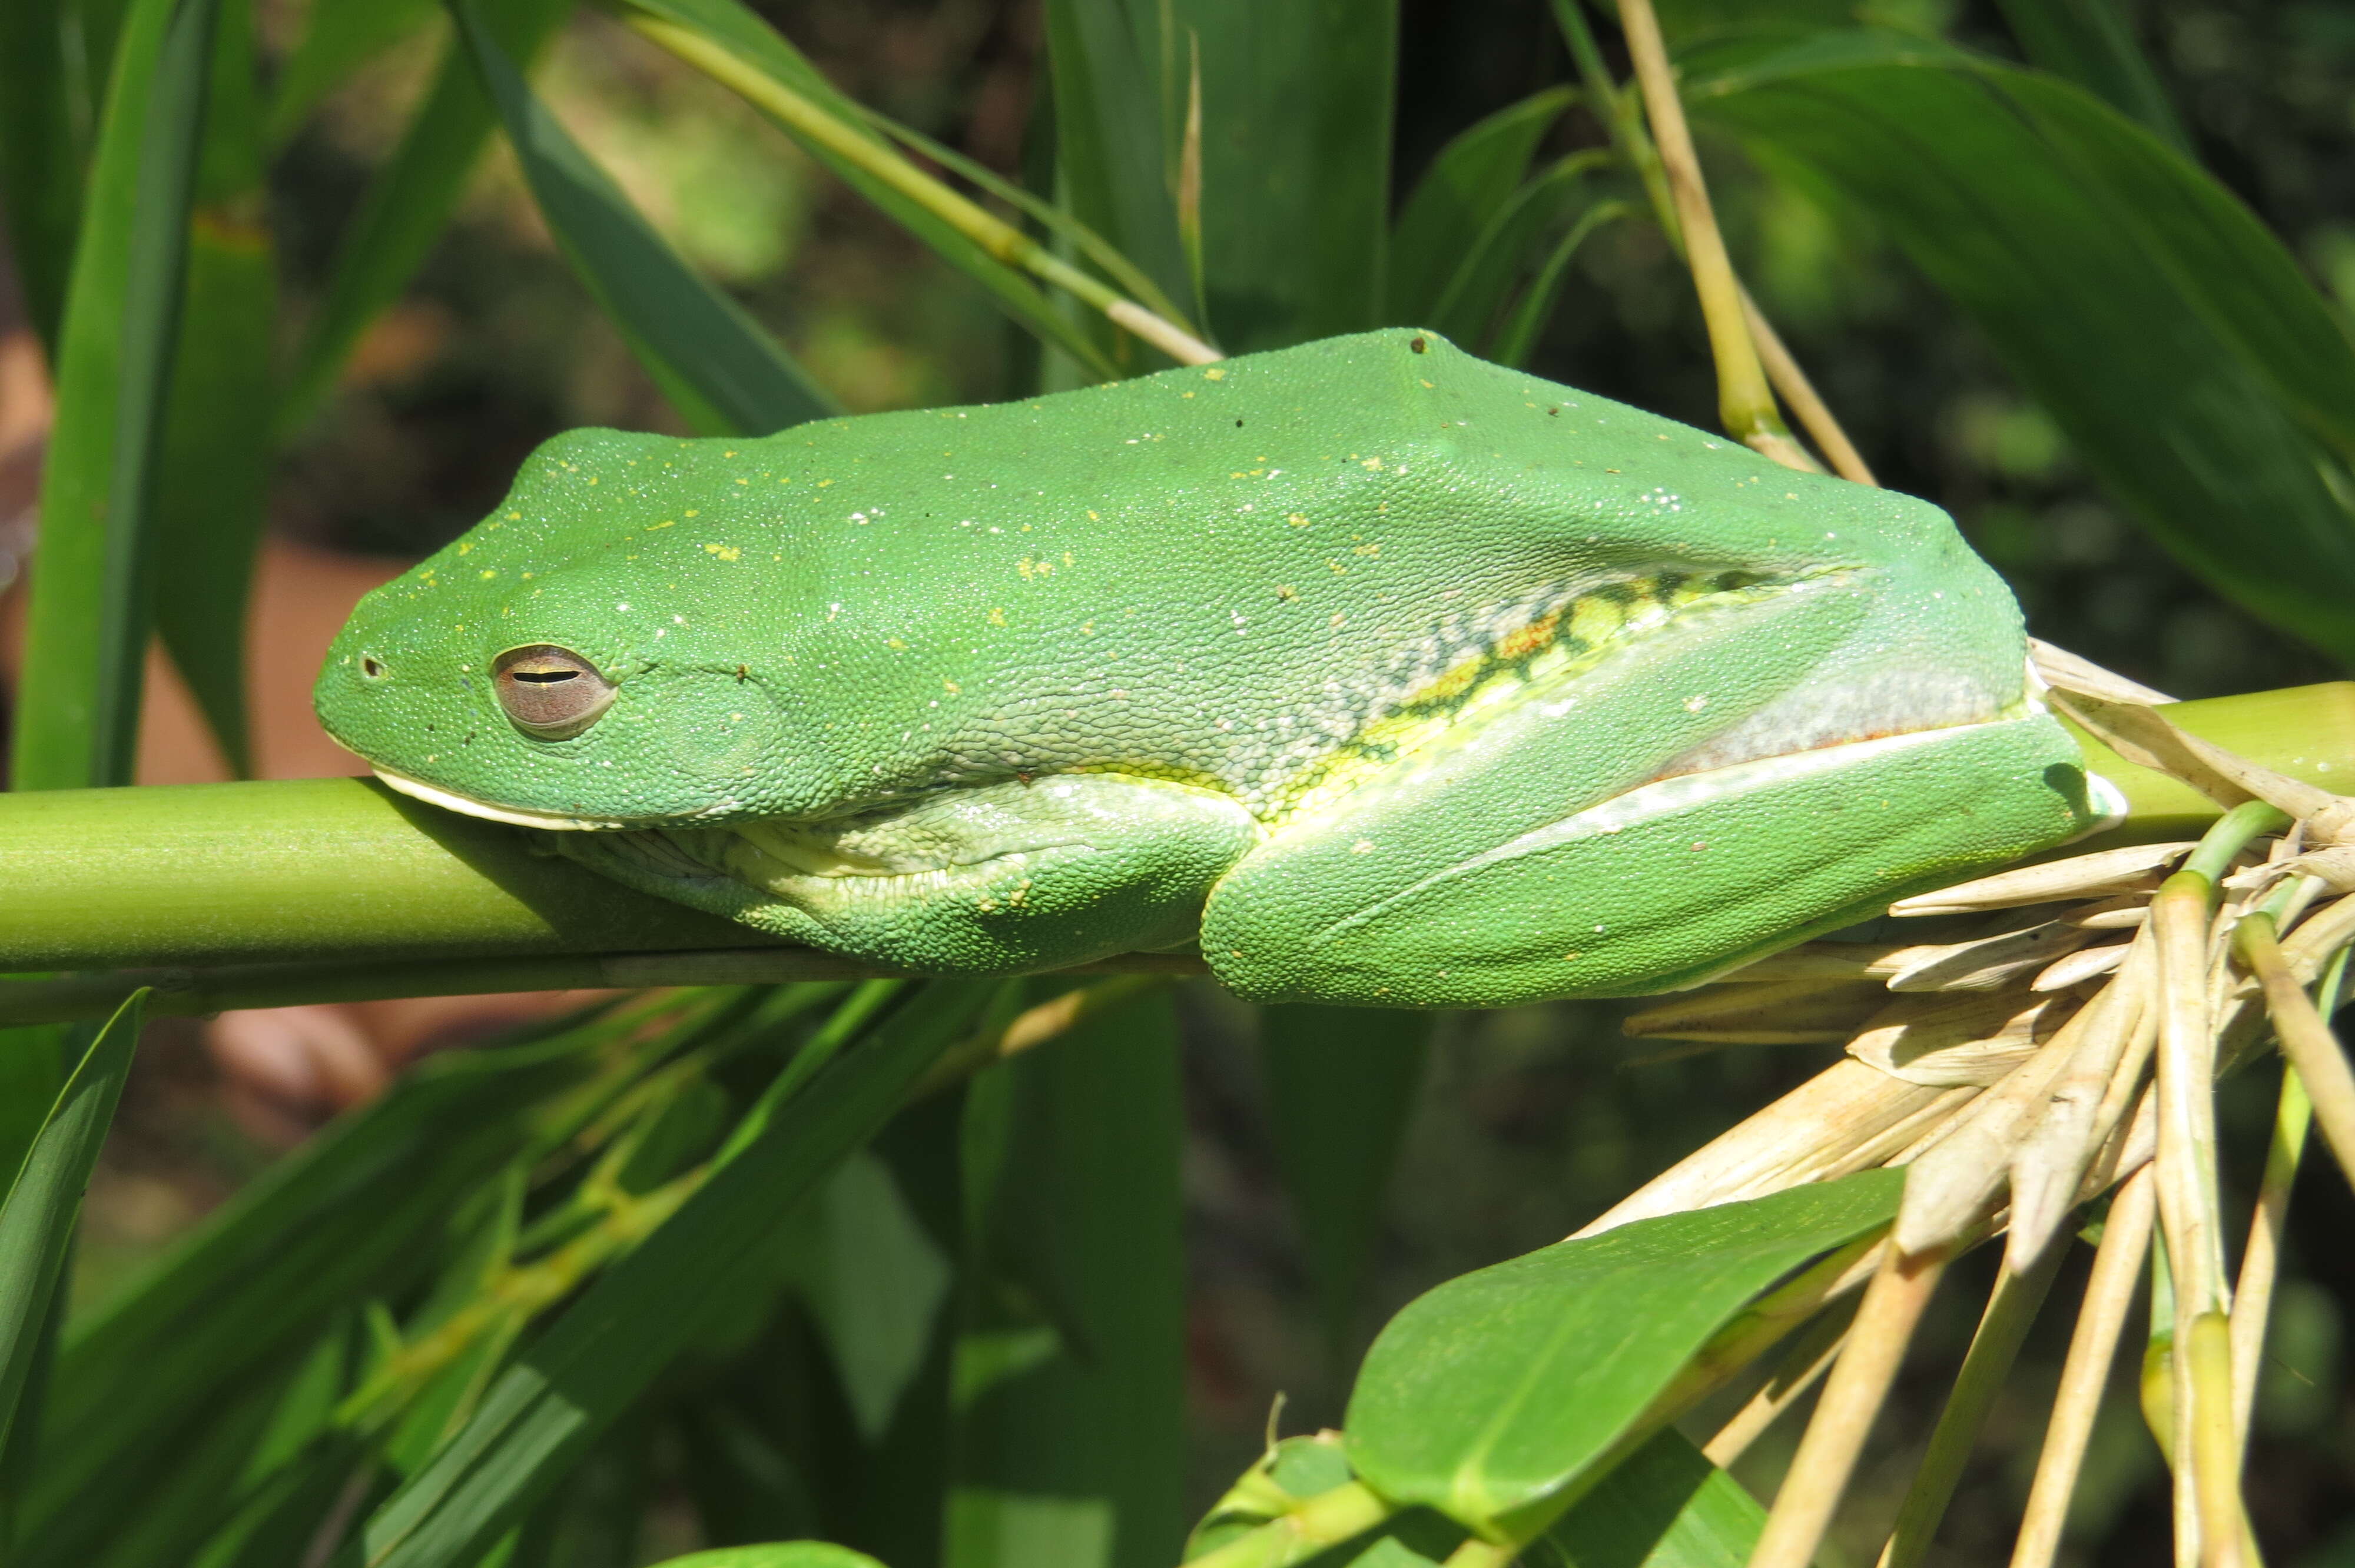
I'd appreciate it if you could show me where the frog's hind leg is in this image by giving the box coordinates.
[556,772,1258,976]
[1200,591,2101,1008]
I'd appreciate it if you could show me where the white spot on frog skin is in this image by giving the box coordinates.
[1684,695,1710,713]
[1352,840,1375,853]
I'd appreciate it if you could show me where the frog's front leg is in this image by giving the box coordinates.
[1201,588,2105,1008]
[558,774,1258,974]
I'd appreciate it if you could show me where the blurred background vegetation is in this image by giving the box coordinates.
[5,0,2355,1563]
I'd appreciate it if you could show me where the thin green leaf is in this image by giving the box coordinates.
[1426,152,1613,353]
[860,108,1194,337]
[152,0,271,774]
[347,981,999,1568]
[1528,1430,1763,1567]
[1990,0,2188,153]
[947,984,1186,1568]
[450,0,838,437]
[1688,29,2355,661]
[276,0,572,436]
[0,991,144,1453]
[646,1546,886,1568]
[11,0,223,792]
[1491,198,1633,368]
[1040,0,1193,342]
[18,1006,623,1561]
[606,0,1120,380]
[1343,1170,1902,1539]
[781,1150,953,1445]
[1164,0,1398,351]
[0,0,87,357]
[1387,87,1575,324]
[263,0,439,148]
[1259,1006,1428,1358]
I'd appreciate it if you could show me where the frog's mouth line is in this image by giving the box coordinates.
[372,765,651,830]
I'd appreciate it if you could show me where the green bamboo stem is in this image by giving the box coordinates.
[0,687,2347,1012]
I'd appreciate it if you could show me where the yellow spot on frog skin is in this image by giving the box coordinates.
[646,519,675,530]
[1288,513,1310,528]
[1361,457,1383,470]
[943,679,961,694]
[1087,510,1100,520]
[704,543,742,560]
[685,509,699,517]
[886,637,907,650]
[1182,391,1196,398]
[1329,612,1346,628]
[987,607,1007,627]
[1351,840,1375,853]
[817,479,834,488]
[456,541,472,554]
[1203,368,1225,381]
[586,476,598,484]
[1328,560,1348,574]
[479,569,496,580]
[1275,585,1298,600]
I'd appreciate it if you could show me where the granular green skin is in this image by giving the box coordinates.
[317,330,2095,1005]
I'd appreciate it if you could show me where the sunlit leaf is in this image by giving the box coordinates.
[1344,1171,1902,1537]
[646,1545,887,1568]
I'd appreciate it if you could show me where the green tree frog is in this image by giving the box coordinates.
[316,330,2108,1006]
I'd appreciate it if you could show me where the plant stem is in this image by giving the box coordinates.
[1613,0,1812,471]
[2011,1164,2158,1568]
[1747,1243,1946,1568]
[2234,913,2355,1188]
[619,12,1219,367]
[1877,1239,2067,1568]
[1701,1300,1854,1467]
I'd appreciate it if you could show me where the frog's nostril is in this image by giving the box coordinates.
[493,644,615,739]
[360,656,389,680]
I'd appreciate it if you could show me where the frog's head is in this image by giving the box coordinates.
[315,428,820,828]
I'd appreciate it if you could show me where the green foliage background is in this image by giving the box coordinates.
[1,1,2353,1565]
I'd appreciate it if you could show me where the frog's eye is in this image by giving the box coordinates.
[493,645,616,739]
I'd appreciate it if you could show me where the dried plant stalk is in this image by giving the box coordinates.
[1746,1245,1948,1568]
[2010,1167,2158,1568]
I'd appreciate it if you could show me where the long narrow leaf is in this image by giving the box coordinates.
[11,0,223,791]
[276,0,573,435]
[450,0,837,437]
[151,0,271,773]
[263,0,439,148]
[1689,30,2355,662]
[18,1007,621,1561]
[0,0,87,357]
[1259,1006,1428,1360]
[347,981,998,1568]
[0,991,144,1453]
[947,985,1187,1568]
[1167,0,1398,350]
[1991,0,2188,152]
[1387,86,1575,324]
[606,0,1120,380]
[1040,0,1191,321]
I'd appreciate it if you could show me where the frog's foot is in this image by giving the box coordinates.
[551,773,1258,975]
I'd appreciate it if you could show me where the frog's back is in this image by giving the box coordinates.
[459,331,2019,817]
